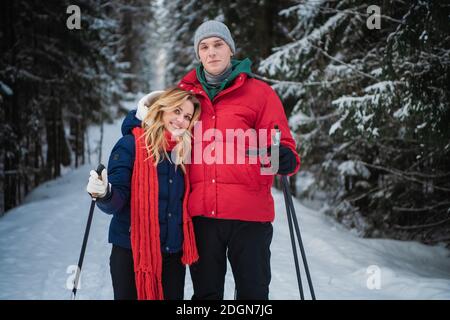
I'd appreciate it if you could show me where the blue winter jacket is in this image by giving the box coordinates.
[96,110,185,253]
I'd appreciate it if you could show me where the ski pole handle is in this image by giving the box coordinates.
[89,164,106,200]
[96,163,105,180]
[246,125,281,156]
[273,125,281,146]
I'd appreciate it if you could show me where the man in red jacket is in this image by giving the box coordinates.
[178,20,300,300]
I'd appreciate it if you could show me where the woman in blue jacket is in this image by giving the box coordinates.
[86,88,201,300]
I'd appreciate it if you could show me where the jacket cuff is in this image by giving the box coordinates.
[97,184,112,203]
[277,144,301,176]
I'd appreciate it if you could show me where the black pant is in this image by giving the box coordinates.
[189,217,273,300]
[109,245,186,300]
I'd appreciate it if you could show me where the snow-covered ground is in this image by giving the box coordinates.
[1,118,449,300]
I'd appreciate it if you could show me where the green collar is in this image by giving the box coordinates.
[196,58,253,100]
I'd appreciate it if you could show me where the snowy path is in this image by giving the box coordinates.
[1,120,449,300]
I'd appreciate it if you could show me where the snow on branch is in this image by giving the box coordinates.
[259,12,347,76]
[309,43,379,81]
[252,73,344,88]
[0,81,13,96]
[338,160,371,179]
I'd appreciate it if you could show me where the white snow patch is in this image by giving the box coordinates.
[1,118,450,300]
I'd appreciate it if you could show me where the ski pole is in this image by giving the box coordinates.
[281,175,305,299]
[273,126,316,300]
[71,163,105,300]
[281,175,316,300]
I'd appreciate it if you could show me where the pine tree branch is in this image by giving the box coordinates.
[251,73,345,87]
[296,111,341,125]
[309,43,380,81]
[274,15,380,82]
[320,6,404,25]
[406,171,450,180]
[406,149,442,173]
[393,202,450,213]
[393,217,450,230]
[358,161,450,192]
[295,1,404,24]
[346,187,381,202]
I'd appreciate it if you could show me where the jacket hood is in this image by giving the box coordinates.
[121,109,141,136]
[136,91,165,121]
[121,91,165,136]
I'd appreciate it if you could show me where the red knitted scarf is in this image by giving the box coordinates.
[131,127,199,300]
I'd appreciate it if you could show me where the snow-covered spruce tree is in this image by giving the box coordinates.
[114,0,154,95]
[0,0,128,213]
[259,0,450,244]
[66,1,129,168]
[216,0,298,65]
[380,1,450,243]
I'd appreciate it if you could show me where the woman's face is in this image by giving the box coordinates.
[198,37,233,75]
[162,99,194,137]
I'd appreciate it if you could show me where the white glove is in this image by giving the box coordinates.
[86,168,109,198]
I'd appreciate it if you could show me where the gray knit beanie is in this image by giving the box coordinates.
[194,20,235,60]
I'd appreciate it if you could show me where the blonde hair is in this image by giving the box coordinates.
[141,87,201,172]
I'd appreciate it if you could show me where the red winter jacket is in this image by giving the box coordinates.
[178,70,300,222]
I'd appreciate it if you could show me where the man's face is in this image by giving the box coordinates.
[198,37,233,75]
